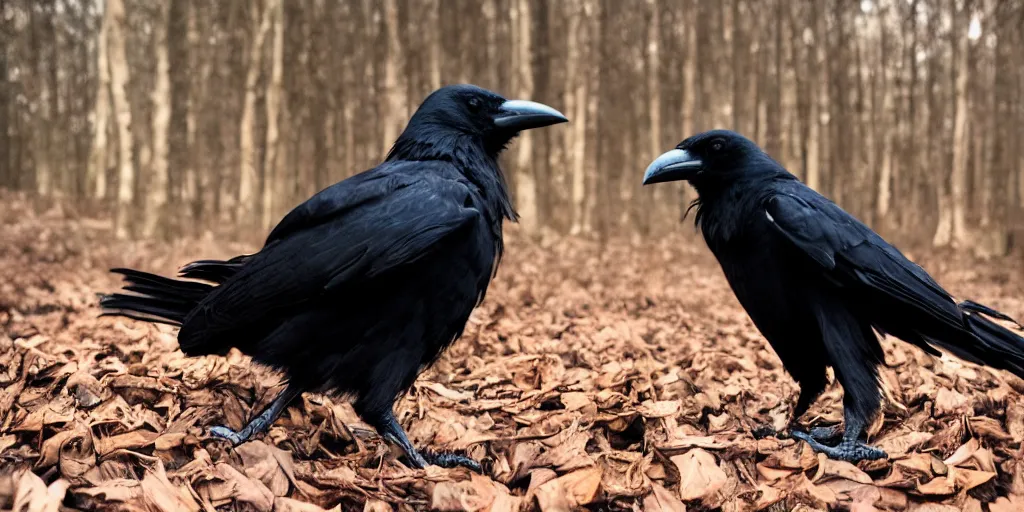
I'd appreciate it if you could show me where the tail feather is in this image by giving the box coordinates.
[957,300,1024,379]
[178,254,251,283]
[99,269,216,327]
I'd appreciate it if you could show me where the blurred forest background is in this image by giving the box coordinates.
[1,0,1023,253]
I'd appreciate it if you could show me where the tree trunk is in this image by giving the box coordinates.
[261,0,284,230]
[87,3,111,200]
[511,0,537,234]
[567,0,589,235]
[381,0,407,154]
[237,0,272,224]
[108,0,136,239]
[933,1,971,248]
[143,0,172,239]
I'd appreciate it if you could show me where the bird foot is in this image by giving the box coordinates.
[209,425,251,445]
[752,424,839,442]
[791,431,887,462]
[804,424,843,441]
[420,450,483,473]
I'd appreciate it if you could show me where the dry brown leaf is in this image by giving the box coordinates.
[811,453,872,485]
[907,503,960,512]
[11,470,68,512]
[914,473,956,496]
[989,496,1024,512]
[431,474,520,512]
[235,441,296,497]
[792,474,839,510]
[362,499,392,512]
[636,400,681,419]
[422,381,474,402]
[94,429,160,456]
[942,437,979,467]
[671,448,726,503]
[534,466,602,512]
[755,463,794,482]
[274,496,342,512]
[559,392,592,412]
[71,479,141,506]
[753,483,784,510]
[140,469,202,512]
[950,467,996,492]
[198,462,275,512]
[876,431,933,458]
[643,482,687,512]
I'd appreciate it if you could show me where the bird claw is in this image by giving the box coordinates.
[791,431,887,462]
[420,450,483,473]
[209,425,247,445]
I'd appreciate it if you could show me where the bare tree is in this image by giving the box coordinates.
[260,0,284,230]
[142,0,171,238]
[107,0,135,239]
[236,0,272,225]
[87,2,111,200]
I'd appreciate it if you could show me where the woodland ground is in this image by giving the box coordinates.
[1,193,1023,512]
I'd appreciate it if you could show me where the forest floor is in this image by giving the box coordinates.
[1,193,1024,512]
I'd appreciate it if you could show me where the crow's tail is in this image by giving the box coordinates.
[954,300,1024,379]
[100,269,213,326]
[99,255,251,326]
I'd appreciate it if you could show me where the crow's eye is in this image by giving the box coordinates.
[710,140,724,151]
[467,97,482,112]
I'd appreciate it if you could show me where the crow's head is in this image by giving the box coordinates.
[399,84,567,157]
[642,130,771,186]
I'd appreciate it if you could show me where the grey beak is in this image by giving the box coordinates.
[493,100,568,131]
[642,149,703,185]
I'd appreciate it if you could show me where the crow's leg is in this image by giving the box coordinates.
[791,407,887,462]
[369,410,481,472]
[210,383,303,445]
[755,375,828,440]
[805,424,843,441]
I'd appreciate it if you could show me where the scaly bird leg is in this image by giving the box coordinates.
[791,410,887,462]
[372,410,481,473]
[210,384,303,445]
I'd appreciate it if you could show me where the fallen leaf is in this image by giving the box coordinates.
[534,466,602,512]
[636,400,680,419]
[431,474,521,512]
[671,448,726,502]
[811,453,872,485]
[94,430,159,456]
[643,482,686,512]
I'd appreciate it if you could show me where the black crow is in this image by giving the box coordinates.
[643,130,1024,461]
[99,84,567,470]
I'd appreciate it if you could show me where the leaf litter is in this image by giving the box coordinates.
[2,195,1024,511]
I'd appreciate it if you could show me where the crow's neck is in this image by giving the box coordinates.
[690,170,794,242]
[386,132,518,223]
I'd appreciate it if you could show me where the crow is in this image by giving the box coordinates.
[99,84,567,470]
[642,130,1024,461]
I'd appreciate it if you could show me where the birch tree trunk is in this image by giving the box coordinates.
[261,0,284,230]
[237,1,272,224]
[381,0,407,154]
[142,0,171,238]
[87,3,111,200]
[566,0,586,235]
[933,3,971,248]
[108,0,135,239]
[511,0,537,233]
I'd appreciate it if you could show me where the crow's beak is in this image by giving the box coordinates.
[494,100,568,131]
[642,149,703,185]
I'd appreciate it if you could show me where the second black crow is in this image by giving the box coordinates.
[643,129,1024,461]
